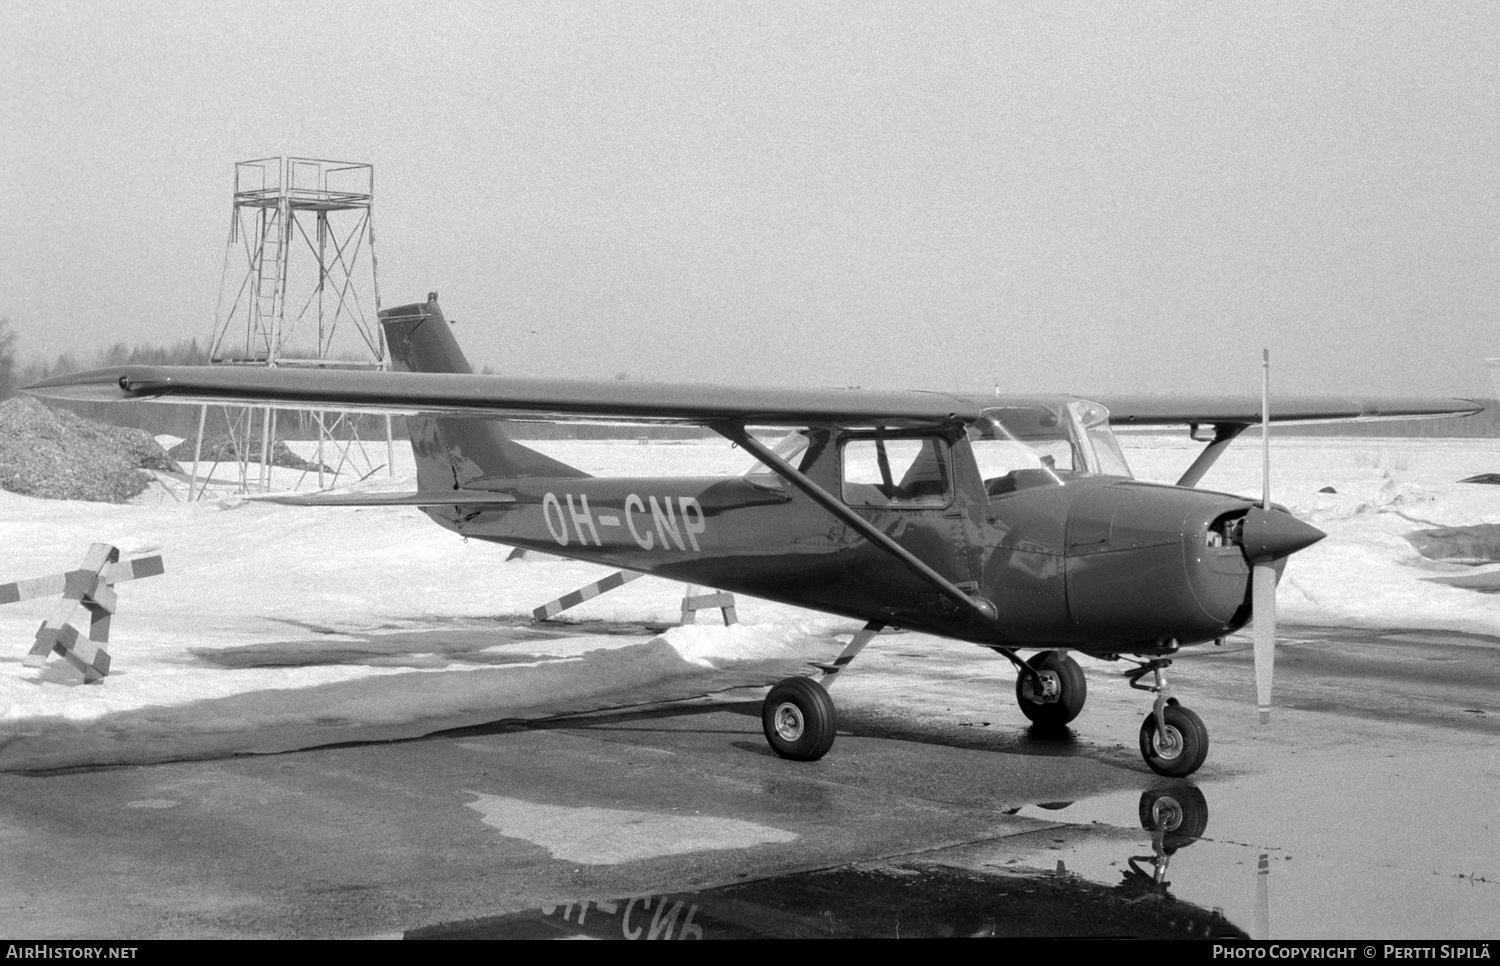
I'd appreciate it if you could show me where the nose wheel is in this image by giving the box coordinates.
[1139,704,1209,777]
[1128,660,1209,777]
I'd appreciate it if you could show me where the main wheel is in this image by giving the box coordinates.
[1015,650,1087,727]
[762,677,837,761]
[1139,705,1209,777]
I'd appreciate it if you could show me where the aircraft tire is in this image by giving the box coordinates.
[1015,650,1087,727]
[1138,785,1209,852]
[762,677,837,762]
[1139,705,1209,777]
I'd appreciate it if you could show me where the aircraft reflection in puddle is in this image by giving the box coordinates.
[1024,784,1274,940]
[408,785,1247,940]
[1123,785,1211,895]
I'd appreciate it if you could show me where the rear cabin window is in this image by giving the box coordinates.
[841,437,952,508]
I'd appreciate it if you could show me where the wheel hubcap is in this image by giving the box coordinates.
[773,702,804,742]
[1153,724,1184,760]
[1150,797,1184,831]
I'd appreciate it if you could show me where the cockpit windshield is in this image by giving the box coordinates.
[1070,399,1132,478]
[970,400,1132,496]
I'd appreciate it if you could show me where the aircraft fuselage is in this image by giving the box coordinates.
[424,436,1271,659]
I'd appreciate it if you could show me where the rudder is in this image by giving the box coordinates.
[380,293,588,489]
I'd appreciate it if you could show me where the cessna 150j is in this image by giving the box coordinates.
[29,294,1481,777]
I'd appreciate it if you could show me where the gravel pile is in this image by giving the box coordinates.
[0,398,182,502]
[167,435,332,474]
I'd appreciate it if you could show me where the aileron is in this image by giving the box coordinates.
[1098,393,1482,427]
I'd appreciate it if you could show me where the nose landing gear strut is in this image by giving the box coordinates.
[1127,659,1209,777]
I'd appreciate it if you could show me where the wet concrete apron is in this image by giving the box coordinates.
[0,623,1495,938]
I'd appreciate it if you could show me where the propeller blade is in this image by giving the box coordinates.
[1243,350,1326,724]
[1261,348,1271,509]
[1244,509,1324,723]
[1255,348,1274,723]
[1252,561,1277,723]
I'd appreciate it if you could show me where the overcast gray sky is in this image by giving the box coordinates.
[2,1,1496,398]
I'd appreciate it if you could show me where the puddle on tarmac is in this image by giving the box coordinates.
[407,860,1246,939]
[414,770,1500,939]
[463,793,800,864]
[409,784,1245,939]
[1005,769,1500,940]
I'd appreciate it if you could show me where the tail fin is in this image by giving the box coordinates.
[380,293,587,489]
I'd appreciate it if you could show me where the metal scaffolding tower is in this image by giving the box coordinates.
[193,156,392,496]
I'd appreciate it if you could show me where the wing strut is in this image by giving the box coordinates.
[1176,423,1248,488]
[713,422,1000,630]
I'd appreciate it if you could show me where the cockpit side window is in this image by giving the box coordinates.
[841,437,952,508]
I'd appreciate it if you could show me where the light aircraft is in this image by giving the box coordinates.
[28,294,1481,776]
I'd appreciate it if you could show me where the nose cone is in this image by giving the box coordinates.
[1240,506,1325,563]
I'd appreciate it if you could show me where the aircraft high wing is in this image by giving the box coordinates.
[25,294,1483,777]
[29,360,1467,430]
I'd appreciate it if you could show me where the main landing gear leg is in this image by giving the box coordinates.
[1126,659,1209,777]
[761,622,885,762]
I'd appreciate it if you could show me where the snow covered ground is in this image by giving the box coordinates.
[1,432,1497,771]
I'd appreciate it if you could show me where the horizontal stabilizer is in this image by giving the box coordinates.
[249,490,517,508]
